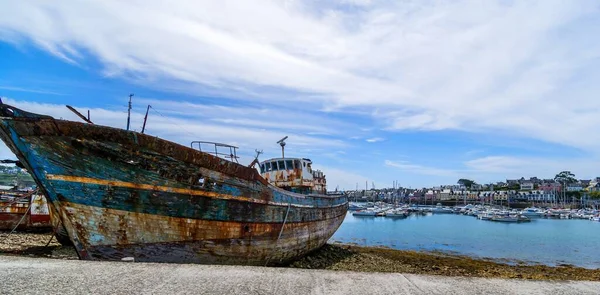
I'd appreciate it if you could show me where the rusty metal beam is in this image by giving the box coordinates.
[66,106,93,124]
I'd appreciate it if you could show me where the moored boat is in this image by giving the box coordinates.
[384,209,408,218]
[520,207,544,218]
[0,103,348,265]
[352,209,378,217]
[431,203,454,214]
[490,214,531,223]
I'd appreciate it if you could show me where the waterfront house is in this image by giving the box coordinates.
[439,189,452,201]
[466,191,478,201]
[493,191,508,201]
[523,191,555,202]
[424,190,437,201]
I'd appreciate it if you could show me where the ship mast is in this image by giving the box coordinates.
[126,93,134,131]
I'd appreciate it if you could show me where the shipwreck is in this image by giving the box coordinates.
[0,102,347,265]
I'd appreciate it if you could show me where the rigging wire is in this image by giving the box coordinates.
[145,106,198,139]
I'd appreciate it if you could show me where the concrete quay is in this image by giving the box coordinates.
[0,256,598,295]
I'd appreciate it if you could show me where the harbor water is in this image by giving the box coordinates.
[331,213,600,269]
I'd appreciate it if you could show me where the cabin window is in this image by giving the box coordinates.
[260,164,265,173]
[265,162,272,172]
[271,161,278,171]
[303,162,306,167]
[294,160,301,169]
[278,160,285,171]
[285,160,293,170]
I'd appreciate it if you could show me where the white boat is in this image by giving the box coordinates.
[491,214,531,223]
[431,203,454,214]
[477,212,494,220]
[352,209,378,216]
[348,203,366,211]
[385,209,408,218]
[520,207,544,218]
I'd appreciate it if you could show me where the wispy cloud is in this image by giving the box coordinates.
[464,155,600,180]
[365,137,384,143]
[0,86,63,95]
[2,1,600,188]
[1,98,347,161]
[1,1,599,155]
[384,160,458,177]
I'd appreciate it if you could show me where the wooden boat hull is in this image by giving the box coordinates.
[0,104,348,265]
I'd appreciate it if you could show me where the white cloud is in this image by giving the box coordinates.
[1,1,598,154]
[384,160,458,177]
[1,1,600,186]
[0,98,347,162]
[0,86,63,95]
[312,165,371,192]
[464,155,600,180]
[365,137,384,143]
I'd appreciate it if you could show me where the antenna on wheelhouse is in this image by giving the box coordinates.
[277,136,288,158]
[126,93,134,131]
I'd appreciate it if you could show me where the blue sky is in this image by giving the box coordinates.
[1,1,600,190]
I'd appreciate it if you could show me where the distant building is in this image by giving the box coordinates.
[566,184,583,192]
[439,189,452,201]
[528,177,542,185]
[471,184,483,190]
[539,183,561,192]
[506,179,519,185]
[520,182,534,190]
[589,183,600,192]
[467,192,478,201]
[493,191,508,201]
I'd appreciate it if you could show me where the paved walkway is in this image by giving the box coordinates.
[0,256,598,294]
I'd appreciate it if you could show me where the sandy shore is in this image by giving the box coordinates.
[1,232,598,281]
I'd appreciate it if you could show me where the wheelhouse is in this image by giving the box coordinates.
[259,158,326,195]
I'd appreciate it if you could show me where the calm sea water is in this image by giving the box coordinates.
[330,213,600,269]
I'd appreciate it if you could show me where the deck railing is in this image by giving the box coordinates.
[190,141,239,163]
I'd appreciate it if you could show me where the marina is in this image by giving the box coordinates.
[336,203,600,269]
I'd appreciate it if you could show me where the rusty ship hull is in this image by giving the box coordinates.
[0,104,348,264]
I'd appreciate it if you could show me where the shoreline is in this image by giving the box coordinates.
[1,232,598,281]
